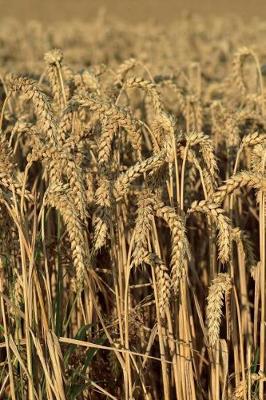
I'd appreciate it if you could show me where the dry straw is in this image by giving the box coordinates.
[0,17,266,400]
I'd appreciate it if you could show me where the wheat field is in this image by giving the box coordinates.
[0,14,265,400]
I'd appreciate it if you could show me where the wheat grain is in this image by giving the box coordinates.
[188,200,231,263]
[132,190,154,266]
[46,183,89,291]
[93,177,112,251]
[143,252,171,317]
[114,151,165,199]
[210,171,265,204]
[150,193,189,292]
[206,273,231,346]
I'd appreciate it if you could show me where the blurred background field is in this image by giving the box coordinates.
[1,0,266,23]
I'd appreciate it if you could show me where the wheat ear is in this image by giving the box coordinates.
[206,273,231,347]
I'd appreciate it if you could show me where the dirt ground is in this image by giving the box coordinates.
[1,0,266,23]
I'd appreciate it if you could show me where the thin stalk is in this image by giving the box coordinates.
[124,235,135,400]
[259,190,265,398]
[0,262,16,400]
[11,196,34,400]
[180,142,189,211]
[151,268,170,400]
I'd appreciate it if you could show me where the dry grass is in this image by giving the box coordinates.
[0,14,265,400]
